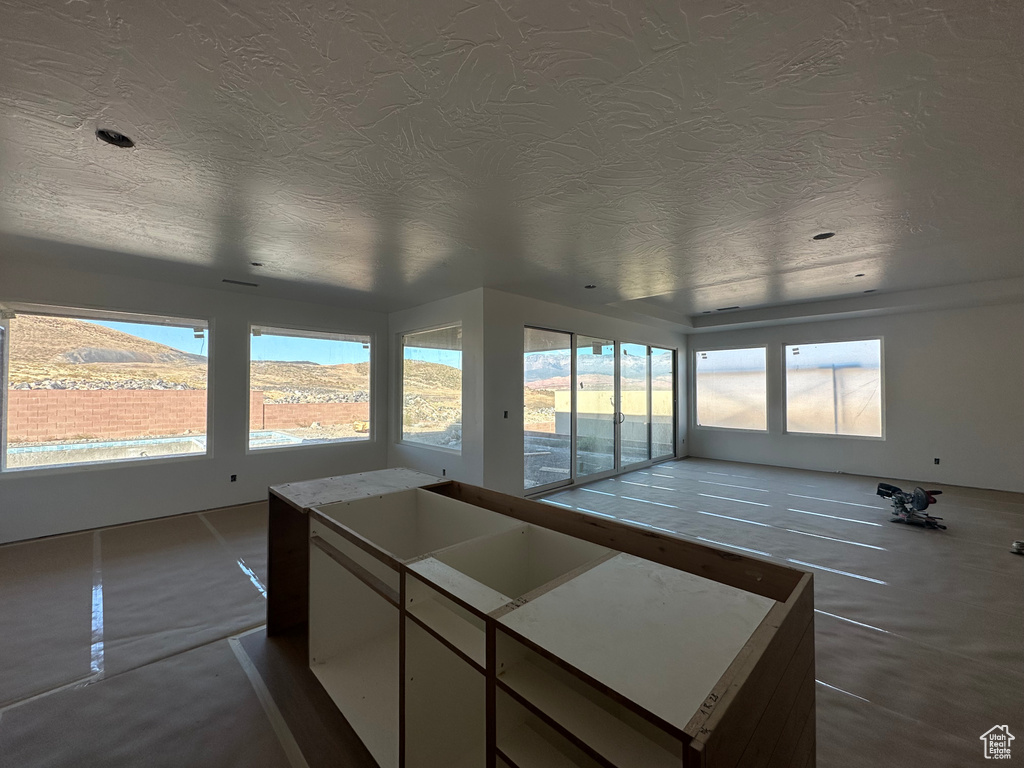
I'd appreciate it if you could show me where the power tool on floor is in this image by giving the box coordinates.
[876,483,946,529]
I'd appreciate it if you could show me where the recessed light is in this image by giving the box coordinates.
[584,284,596,289]
[716,306,740,311]
[855,273,865,277]
[223,278,259,288]
[250,262,264,267]
[864,289,876,293]
[812,232,835,240]
[702,311,712,314]
[96,129,134,148]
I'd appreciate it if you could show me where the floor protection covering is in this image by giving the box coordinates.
[0,503,267,711]
[2,470,1020,766]
[0,639,290,768]
[545,459,1024,768]
[99,508,267,677]
[0,533,94,706]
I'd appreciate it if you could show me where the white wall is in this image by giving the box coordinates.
[687,302,1024,492]
[480,290,688,496]
[387,289,485,484]
[0,257,390,543]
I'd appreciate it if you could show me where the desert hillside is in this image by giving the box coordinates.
[10,315,206,366]
[250,360,370,403]
[9,315,209,390]
[7,316,374,400]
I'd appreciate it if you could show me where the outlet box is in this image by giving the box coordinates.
[442,469,446,477]
[231,474,237,482]
[933,458,940,465]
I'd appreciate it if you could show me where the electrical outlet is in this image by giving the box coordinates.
[230,474,237,482]
[503,410,508,419]
[934,458,940,465]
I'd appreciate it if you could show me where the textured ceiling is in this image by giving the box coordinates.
[0,0,1022,323]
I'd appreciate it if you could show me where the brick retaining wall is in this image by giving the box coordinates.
[7,390,207,442]
[261,401,368,429]
[7,390,370,442]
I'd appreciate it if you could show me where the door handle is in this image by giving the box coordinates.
[617,412,625,424]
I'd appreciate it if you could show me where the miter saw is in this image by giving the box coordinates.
[876,482,946,530]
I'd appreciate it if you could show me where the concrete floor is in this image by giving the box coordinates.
[1,459,1020,766]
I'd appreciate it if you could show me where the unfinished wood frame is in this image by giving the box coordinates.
[288,472,813,768]
[266,468,443,638]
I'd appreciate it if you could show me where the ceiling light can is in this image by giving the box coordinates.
[96,129,135,148]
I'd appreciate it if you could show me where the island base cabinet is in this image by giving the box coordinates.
[309,543,400,768]
[405,617,486,768]
[296,477,814,768]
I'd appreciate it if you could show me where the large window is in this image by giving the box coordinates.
[523,328,572,490]
[695,347,767,430]
[402,325,462,450]
[2,308,208,470]
[249,326,371,450]
[785,339,882,437]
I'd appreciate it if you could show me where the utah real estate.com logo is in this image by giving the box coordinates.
[980,725,1014,759]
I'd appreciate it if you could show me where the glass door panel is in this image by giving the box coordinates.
[523,328,573,490]
[650,347,675,459]
[575,336,616,477]
[619,343,650,467]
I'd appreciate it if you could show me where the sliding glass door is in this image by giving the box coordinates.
[524,328,676,491]
[575,336,616,478]
[523,329,573,490]
[619,343,650,467]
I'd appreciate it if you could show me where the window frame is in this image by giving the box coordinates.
[648,345,677,460]
[782,336,885,440]
[398,322,464,454]
[1,303,212,474]
[246,322,375,454]
[523,325,576,493]
[692,344,769,433]
[1,315,9,472]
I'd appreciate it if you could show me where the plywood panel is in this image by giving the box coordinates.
[310,630,399,768]
[311,516,399,594]
[497,654,681,768]
[434,525,611,601]
[690,574,814,767]
[500,554,775,730]
[405,618,486,768]
[271,468,442,512]
[496,690,605,768]
[408,558,513,614]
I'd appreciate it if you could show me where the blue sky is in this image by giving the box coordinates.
[90,321,465,367]
[251,333,370,365]
[88,321,209,357]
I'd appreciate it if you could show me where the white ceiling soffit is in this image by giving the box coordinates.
[0,0,1021,323]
